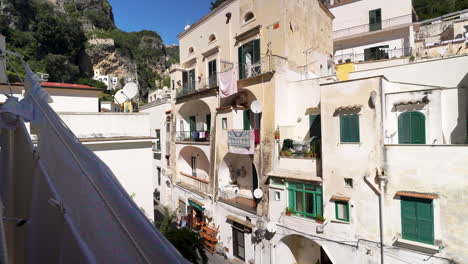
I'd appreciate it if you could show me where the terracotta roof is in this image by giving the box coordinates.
[330,195,351,202]
[396,191,438,200]
[336,105,362,111]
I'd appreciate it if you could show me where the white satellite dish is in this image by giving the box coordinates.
[184,25,191,30]
[266,221,277,233]
[251,100,263,114]
[122,82,139,100]
[163,86,169,92]
[114,90,127,104]
[253,188,263,199]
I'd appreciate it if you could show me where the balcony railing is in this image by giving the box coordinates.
[176,75,219,98]
[176,131,210,143]
[180,172,210,194]
[280,138,321,159]
[333,14,413,40]
[218,188,257,213]
[239,55,287,80]
[334,47,412,64]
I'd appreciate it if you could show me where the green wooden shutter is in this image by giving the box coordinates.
[309,115,321,138]
[401,198,419,242]
[340,115,348,142]
[243,110,251,130]
[189,116,196,134]
[369,9,382,31]
[288,189,294,210]
[315,193,322,217]
[398,112,412,144]
[416,199,434,244]
[253,39,261,64]
[340,115,359,143]
[182,71,188,92]
[350,115,360,142]
[206,114,211,132]
[412,112,426,144]
[238,45,245,79]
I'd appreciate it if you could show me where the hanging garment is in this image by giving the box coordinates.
[254,129,260,144]
[219,68,238,98]
[228,130,255,155]
[228,130,251,148]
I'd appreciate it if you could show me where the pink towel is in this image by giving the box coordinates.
[219,68,238,98]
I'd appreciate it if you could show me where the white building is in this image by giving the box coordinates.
[93,69,119,90]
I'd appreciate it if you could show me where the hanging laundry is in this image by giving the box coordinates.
[228,130,255,155]
[219,68,238,98]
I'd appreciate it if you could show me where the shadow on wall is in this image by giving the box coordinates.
[450,73,468,144]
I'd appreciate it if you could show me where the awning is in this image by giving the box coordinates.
[330,195,351,202]
[188,199,205,211]
[396,191,438,200]
[335,105,362,112]
[183,57,197,68]
[305,103,321,115]
[394,96,429,107]
[226,215,256,229]
[202,46,219,58]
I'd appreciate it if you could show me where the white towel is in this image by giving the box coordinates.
[219,68,238,98]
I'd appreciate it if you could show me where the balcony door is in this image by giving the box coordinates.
[369,9,382,32]
[232,223,245,261]
[208,59,217,87]
[238,39,260,79]
[189,116,196,135]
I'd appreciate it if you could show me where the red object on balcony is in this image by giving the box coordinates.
[254,129,260,144]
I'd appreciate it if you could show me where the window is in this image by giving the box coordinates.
[398,111,426,144]
[243,110,251,130]
[309,115,321,138]
[340,114,359,143]
[208,34,216,42]
[232,223,246,260]
[179,200,187,216]
[369,9,382,32]
[157,167,161,186]
[287,182,323,219]
[191,157,197,176]
[182,69,196,92]
[364,45,389,61]
[189,116,196,134]
[206,114,211,132]
[344,178,353,188]
[222,118,228,130]
[155,129,161,152]
[238,39,261,79]
[335,201,350,222]
[208,59,217,88]
[340,114,360,143]
[244,12,255,22]
[401,197,434,244]
[274,191,281,201]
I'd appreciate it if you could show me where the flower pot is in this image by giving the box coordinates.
[305,153,312,158]
[286,212,292,216]
[280,152,286,157]
[316,220,324,224]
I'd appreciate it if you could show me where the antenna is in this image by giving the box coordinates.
[114,90,127,104]
[122,82,139,100]
[250,100,263,114]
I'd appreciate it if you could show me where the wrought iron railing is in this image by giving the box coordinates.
[176,83,197,98]
[218,188,257,212]
[334,47,412,64]
[333,14,413,39]
[197,75,219,90]
[239,55,287,80]
[176,131,210,142]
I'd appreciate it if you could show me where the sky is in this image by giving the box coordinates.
[107,0,214,45]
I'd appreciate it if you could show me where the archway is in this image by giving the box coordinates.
[177,99,212,141]
[276,235,333,264]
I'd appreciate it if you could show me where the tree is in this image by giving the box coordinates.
[44,54,80,83]
[165,229,208,264]
[210,0,229,10]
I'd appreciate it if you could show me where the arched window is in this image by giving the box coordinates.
[398,111,426,144]
[188,47,194,54]
[208,34,216,43]
[244,12,255,22]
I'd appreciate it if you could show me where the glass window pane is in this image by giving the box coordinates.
[305,192,314,215]
[295,191,303,212]
[337,203,348,220]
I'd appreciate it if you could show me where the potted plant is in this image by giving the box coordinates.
[285,207,293,216]
[338,59,343,64]
[285,150,293,157]
[315,215,325,224]
[280,150,287,157]
[305,151,313,158]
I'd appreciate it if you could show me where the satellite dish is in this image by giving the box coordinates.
[266,221,277,233]
[184,25,191,30]
[250,100,263,114]
[122,82,139,100]
[163,86,169,92]
[114,90,127,104]
[253,188,263,199]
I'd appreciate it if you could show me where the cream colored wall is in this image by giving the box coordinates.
[85,141,155,220]
[330,0,413,32]
[58,112,151,139]
[350,55,468,88]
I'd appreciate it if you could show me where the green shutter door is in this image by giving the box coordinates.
[340,115,348,142]
[189,116,196,134]
[238,45,245,79]
[350,115,359,142]
[206,114,211,132]
[398,112,412,144]
[309,115,321,138]
[401,199,419,242]
[411,112,426,144]
[182,71,188,92]
[416,200,434,244]
[243,110,251,130]
[288,189,294,210]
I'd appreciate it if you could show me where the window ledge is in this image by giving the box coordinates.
[393,238,439,254]
[269,184,286,190]
[339,142,360,145]
[331,219,350,225]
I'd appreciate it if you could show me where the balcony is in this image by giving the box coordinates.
[176,75,218,98]
[176,131,211,143]
[238,55,287,83]
[333,14,413,40]
[334,47,412,64]
[179,172,210,195]
[218,188,257,214]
